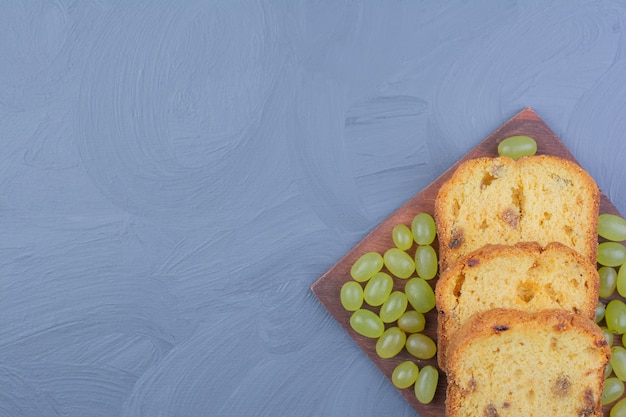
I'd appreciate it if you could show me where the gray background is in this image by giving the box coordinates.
[2,1,625,416]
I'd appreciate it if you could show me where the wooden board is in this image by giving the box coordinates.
[310,107,625,416]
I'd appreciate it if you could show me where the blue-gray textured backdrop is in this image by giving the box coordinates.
[2,1,626,416]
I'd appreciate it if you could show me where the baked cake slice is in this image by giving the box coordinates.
[445,309,610,417]
[435,242,599,370]
[434,155,599,270]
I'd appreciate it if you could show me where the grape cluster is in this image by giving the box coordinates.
[594,213,626,416]
[340,212,439,404]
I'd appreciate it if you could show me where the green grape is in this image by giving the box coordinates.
[350,252,383,282]
[497,135,537,160]
[623,332,626,347]
[612,397,626,417]
[384,248,415,279]
[611,346,626,381]
[414,365,439,404]
[405,333,437,359]
[415,245,438,280]
[376,327,407,359]
[604,377,625,405]
[379,291,408,323]
[411,213,437,246]
[392,224,414,251]
[340,281,363,311]
[606,299,626,334]
[597,301,606,323]
[598,242,626,267]
[618,263,626,298]
[350,308,385,339]
[599,213,626,242]
[392,361,419,389]
[608,362,615,379]
[603,327,615,346]
[398,310,426,333]
[600,266,619,298]
[405,278,436,313]
[363,272,393,307]
[349,309,384,338]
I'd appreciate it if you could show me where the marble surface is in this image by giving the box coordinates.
[2,1,626,416]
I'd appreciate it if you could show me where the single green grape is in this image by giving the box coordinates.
[603,326,615,346]
[392,224,414,251]
[411,213,437,246]
[608,362,615,379]
[611,346,626,381]
[604,378,625,405]
[414,365,439,404]
[340,281,363,311]
[384,248,415,279]
[350,252,383,282]
[405,278,436,313]
[405,333,437,359]
[415,245,438,280]
[606,299,626,334]
[600,266,619,298]
[497,135,537,160]
[349,309,384,338]
[618,263,626,298]
[376,327,406,359]
[363,272,393,307]
[392,361,419,389]
[379,291,408,323]
[398,310,426,333]
[597,301,607,323]
[612,397,626,417]
[623,332,626,347]
[598,242,626,267]
[599,213,626,242]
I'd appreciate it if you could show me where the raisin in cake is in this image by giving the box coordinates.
[435,242,599,370]
[434,155,599,271]
[445,309,609,417]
